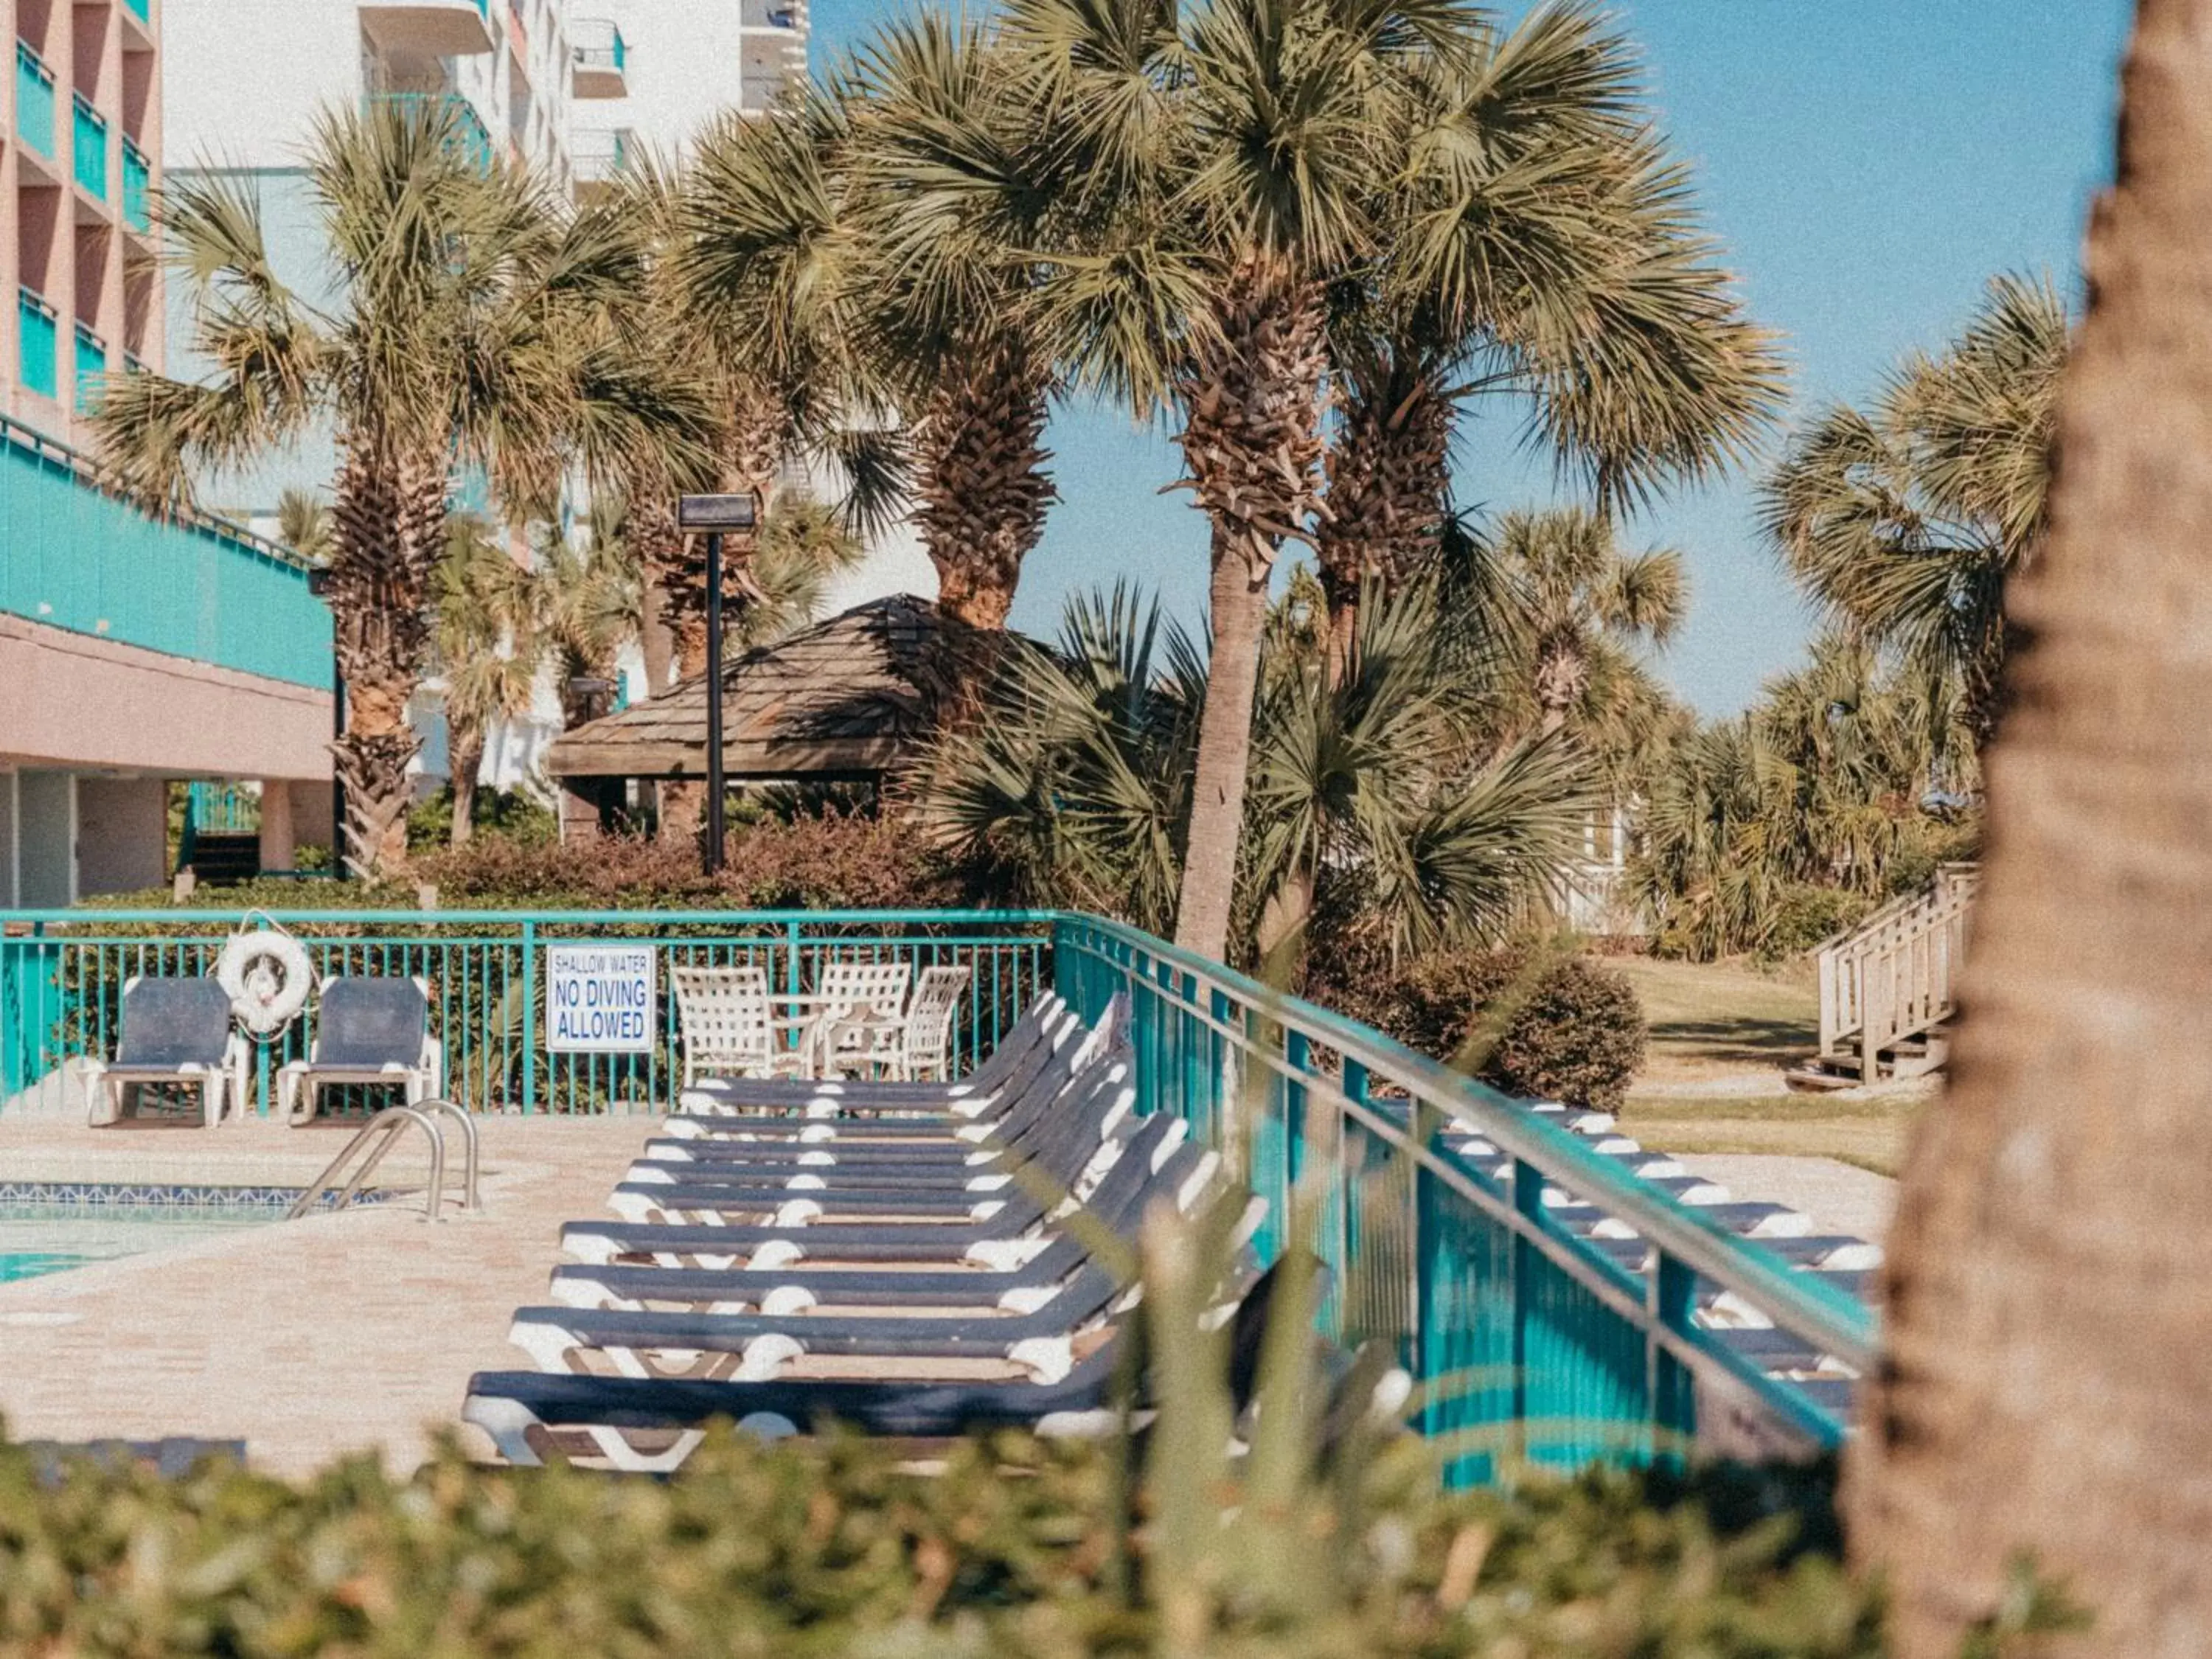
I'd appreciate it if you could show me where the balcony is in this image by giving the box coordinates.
[0,412,333,689]
[15,42,55,159]
[72,94,108,200]
[122,137,151,233]
[570,18,627,98]
[571,128,631,201]
[357,0,495,58]
[72,323,105,414]
[742,0,807,27]
[365,91,494,173]
[17,290,58,401]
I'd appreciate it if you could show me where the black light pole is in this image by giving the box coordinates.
[676,493,761,875]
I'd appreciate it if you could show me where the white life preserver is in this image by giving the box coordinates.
[216,922,315,1037]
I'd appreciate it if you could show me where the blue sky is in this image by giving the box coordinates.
[811,0,2134,714]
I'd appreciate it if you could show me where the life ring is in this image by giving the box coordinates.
[216,922,315,1037]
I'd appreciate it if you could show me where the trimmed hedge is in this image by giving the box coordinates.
[0,1425,1886,1658]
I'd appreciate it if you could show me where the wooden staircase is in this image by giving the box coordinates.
[1788,863,1978,1091]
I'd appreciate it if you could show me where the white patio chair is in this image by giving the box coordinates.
[83,976,249,1127]
[805,959,914,1079]
[895,964,973,1082]
[276,976,442,1125]
[672,966,779,1087]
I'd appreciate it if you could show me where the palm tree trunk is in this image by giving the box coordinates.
[1315,362,1452,681]
[326,448,445,877]
[1848,6,2212,1652]
[915,338,1056,630]
[640,572,675,698]
[1170,254,1331,961]
[449,724,484,846]
[1178,533,1271,959]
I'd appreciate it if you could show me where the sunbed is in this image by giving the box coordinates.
[82,977,248,1128]
[275,976,443,1125]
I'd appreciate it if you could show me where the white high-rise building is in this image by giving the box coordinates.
[571,0,807,187]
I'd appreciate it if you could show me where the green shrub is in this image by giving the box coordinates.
[1490,957,1649,1110]
[0,1422,1885,1658]
[406,785,559,853]
[1761,884,1875,959]
[1304,939,1648,1110]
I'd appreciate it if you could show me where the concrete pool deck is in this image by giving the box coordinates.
[0,1113,652,1476]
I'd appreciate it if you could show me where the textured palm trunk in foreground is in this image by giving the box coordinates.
[1172,257,1329,961]
[1848,4,2212,1652]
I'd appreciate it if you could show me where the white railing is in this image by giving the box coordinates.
[1816,866,1978,1076]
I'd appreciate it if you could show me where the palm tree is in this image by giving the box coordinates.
[1485,506,1686,737]
[1761,271,2067,751]
[430,516,538,845]
[1851,4,2212,1649]
[1008,0,1471,961]
[841,16,1065,629]
[276,488,335,566]
[94,100,712,875]
[910,579,1593,969]
[1315,5,1784,667]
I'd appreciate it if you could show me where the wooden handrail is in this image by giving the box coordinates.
[1817,869,1978,1070]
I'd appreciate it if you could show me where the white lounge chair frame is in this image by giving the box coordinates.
[81,975,249,1129]
[673,965,781,1087]
[805,959,914,1079]
[276,975,444,1125]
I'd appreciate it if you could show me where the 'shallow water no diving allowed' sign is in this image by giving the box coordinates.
[545,945,657,1052]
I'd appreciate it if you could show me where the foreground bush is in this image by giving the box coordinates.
[1306,940,1649,1109]
[0,1423,1883,1658]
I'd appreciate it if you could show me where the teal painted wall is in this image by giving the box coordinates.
[0,429,333,689]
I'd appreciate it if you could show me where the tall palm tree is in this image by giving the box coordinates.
[1486,505,1686,737]
[841,16,1065,629]
[1315,4,1784,666]
[430,515,538,845]
[1850,4,2212,1651]
[1761,271,2067,751]
[95,100,712,874]
[1009,0,1470,961]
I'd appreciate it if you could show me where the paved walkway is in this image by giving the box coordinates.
[0,1116,650,1476]
[1680,1153,1897,1242]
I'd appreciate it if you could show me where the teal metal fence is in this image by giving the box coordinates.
[15,291,57,400]
[185,781,262,835]
[122,136,150,232]
[71,93,105,198]
[0,903,1875,1475]
[15,42,53,158]
[0,412,333,687]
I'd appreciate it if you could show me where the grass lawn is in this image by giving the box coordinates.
[1607,956,1927,1178]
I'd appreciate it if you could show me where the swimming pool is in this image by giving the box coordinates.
[0,1201,278,1285]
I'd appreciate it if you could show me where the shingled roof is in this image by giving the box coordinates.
[545,594,987,782]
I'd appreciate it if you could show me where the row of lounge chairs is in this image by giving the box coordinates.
[87,976,439,1127]
[463,994,1405,1472]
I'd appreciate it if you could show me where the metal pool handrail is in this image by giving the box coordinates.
[287,1105,449,1222]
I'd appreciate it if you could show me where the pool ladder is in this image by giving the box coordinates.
[285,1098,481,1222]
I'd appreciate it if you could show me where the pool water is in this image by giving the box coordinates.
[0,1206,273,1285]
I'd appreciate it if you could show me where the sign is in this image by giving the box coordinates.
[546,945,657,1053]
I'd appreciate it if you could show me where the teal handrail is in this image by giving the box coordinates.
[71,91,107,198]
[122,136,150,232]
[0,900,1874,1475]
[15,289,58,400]
[72,321,105,414]
[15,42,54,159]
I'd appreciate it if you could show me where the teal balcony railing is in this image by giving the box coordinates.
[71,92,107,198]
[0,905,1874,1481]
[16,288,58,399]
[364,91,493,172]
[122,0,150,22]
[0,411,333,686]
[15,42,55,158]
[572,20,627,72]
[122,136,150,231]
[72,321,105,413]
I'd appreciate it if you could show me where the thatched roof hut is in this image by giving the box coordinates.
[545,594,992,791]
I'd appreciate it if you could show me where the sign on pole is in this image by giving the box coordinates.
[546,944,657,1053]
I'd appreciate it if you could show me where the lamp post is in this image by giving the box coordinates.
[675,493,762,874]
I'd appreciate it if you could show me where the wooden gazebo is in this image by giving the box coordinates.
[545,594,987,827]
